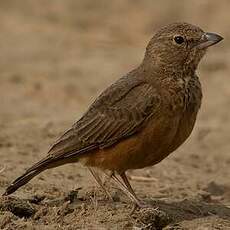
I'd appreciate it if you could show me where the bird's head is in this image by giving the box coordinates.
[143,22,223,75]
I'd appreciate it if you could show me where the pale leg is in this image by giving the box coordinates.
[87,166,113,201]
[111,172,142,207]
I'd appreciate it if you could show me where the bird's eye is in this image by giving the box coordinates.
[174,36,184,44]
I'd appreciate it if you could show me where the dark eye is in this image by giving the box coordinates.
[174,36,184,44]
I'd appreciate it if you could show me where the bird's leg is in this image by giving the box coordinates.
[119,172,157,214]
[87,167,113,201]
[119,172,140,203]
[119,172,144,213]
[111,172,142,207]
[102,170,114,186]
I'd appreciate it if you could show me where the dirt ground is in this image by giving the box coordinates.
[0,1,230,229]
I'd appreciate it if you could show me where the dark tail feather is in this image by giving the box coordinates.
[3,146,91,196]
[2,156,57,196]
[3,168,44,196]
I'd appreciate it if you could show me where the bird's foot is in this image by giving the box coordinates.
[130,200,157,215]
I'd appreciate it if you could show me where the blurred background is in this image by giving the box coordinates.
[0,1,229,229]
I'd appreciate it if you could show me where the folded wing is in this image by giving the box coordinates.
[27,76,161,172]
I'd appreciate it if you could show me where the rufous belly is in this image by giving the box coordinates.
[81,110,198,173]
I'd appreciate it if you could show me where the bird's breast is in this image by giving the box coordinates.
[158,76,202,154]
[164,76,202,115]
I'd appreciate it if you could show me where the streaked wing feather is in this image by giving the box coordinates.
[47,77,160,161]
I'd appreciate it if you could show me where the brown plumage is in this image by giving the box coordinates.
[3,22,223,206]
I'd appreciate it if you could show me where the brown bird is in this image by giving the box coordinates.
[3,22,223,207]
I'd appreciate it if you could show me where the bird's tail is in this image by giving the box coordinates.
[3,169,43,196]
[3,156,63,196]
[3,141,94,196]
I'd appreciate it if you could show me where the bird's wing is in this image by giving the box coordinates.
[27,75,161,172]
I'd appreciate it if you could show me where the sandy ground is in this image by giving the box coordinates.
[0,1,230,229]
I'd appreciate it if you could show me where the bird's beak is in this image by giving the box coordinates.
[196,32,223,49]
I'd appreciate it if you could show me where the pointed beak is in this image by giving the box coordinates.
[196,32,223,49]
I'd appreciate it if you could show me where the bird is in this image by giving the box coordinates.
[3,22,223,207]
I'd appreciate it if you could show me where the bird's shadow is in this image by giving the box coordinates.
[146,197,230,223]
